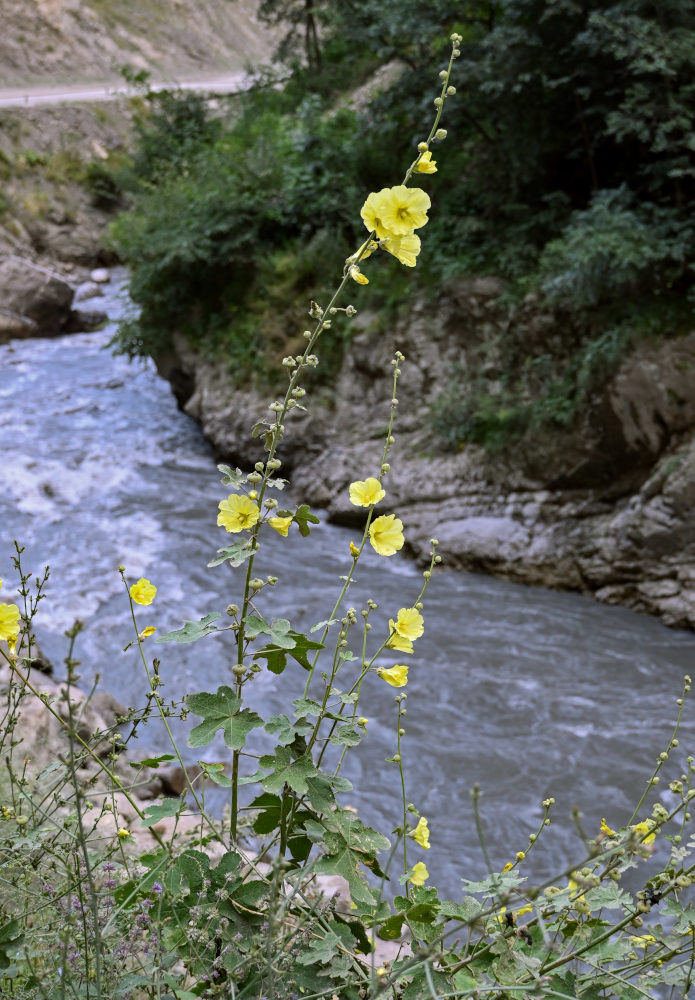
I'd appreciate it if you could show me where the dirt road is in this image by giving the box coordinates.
[0,72,251,107]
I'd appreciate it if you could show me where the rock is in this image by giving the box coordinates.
[65,307,108,332]
[0,254,74,341]
[73,281,103,302]
[90,267,110,284]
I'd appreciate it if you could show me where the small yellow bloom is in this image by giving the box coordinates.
[416,150,437,173]
[369,514,404,556]
[503,862,513,872]
[138,626,157,639]
[386,620,413,654]
[349,265,369,285]
[377,664,408,688]
[0,602,20,644]
[629,934,657,949]
[394,607,424,641]
[217,494,260,533]
[129,579,156,606]
[382,232,421,267]
[631,820,656,845]
[349,477,385,508]
[269,516,292,537]
[496,904,533,924]
[376,967,387,976]
[600,817,617,837]
[357,717,368,726]
[349,541,360,558]
[410,816,430,850]
[408,861,429,886]
[516,851,525,861]
[117,828,132,839]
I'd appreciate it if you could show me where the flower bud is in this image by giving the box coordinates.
[434,97,442,107]
[226,604,239,617]
[267,459,282,470]
[250,578,264,591]
[447,86,456,96]
[247,472,262,483]
[418,140,429,150]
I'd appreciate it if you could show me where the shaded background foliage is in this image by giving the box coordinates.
[107,0,695,446]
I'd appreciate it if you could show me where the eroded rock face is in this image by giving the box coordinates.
[158,296,695,630]
[0,254,74,342]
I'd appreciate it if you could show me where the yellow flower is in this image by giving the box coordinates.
[129,579,156,606]
[349,265,369,285]
[496,905,533,924]
[408,862,429,886]
[369,514,404,556]
[269,516,292,537]
[631,820,656,845]
[377,664,408,688]
[360,186,430,239]
[117,828,132,839]
[386,621,413,654]
[600,817,617,837]
[394,607,424,641]
[349,541,360,558]
[410,816,430,850]
[629,934,657,949]
[217,494,260,533]
[0,603,20,644]
[416,150,437,173]
[138,626,156,639]
[382,232,421,267]
[503,862,514,872]
[349,477,385,507]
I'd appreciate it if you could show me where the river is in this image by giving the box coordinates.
[1,271,694,894]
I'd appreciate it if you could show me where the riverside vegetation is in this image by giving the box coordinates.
[1,33,695,1000]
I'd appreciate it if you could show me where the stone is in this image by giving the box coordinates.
[73,280,103,302]
[90,267,110,284]
[65,307,108,332]
[0,254,74,338]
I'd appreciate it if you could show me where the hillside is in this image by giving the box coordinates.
[0,0,272,87]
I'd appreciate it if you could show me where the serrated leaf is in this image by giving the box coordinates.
[268,618,296,649]
[293,697,323,717]
[329,724,362,747]
[259,747,318,795]
[254,645,288,674]
[156,612,223,644]
[311,618,339,633]
[187,686,264,750]
[305,774,336,812]
[440,897,482,922]
[208,539,255,568]
[378,914,405,940]
[265,714,313,745]
[244,614,270,638]
[314,848,377,907]
[266,477,287,490]
[129,753,176,769]
[142,798,183,828]
[232,880,270,908]
[217,464,245,487]
[198,761,232,787]
[287,631,324,670]
[293,503,321,537]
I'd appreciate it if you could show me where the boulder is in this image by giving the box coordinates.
[0,254,74,341]
[73,280,103,302]
[65,307,108,332]
[90,267,110,284]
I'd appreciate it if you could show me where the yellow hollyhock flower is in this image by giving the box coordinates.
[369,514,404,556]
[600,817,617,837]
[269,516,292,537]
[496,904,533,924]
[0,603,20,645]
[218,494,260,533]
[394,607,424,641]
[360,190,393,240]
[631,820,656,845]
[349,265,369,285]
[349,541,360,558]
[629,934,657,949]
[386,620,413,654]
[408,861,429,886]
[382,232,421,267]
[349,477,385,507]
[377,664,408,688]
[410,816,430,850]
[138,626,156,639]
[129,578,156,606]
[416,150,437,173]
[376,185,430,236]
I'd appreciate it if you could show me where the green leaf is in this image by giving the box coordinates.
[208,538,255,568]
[142,798,183,828]
[305,774,336,813]
[329,724,361,748]
[244,614,270,638]
[217,464,245,487]
[129,753,176,769]
[311,618,338,633]
[268,618,296,649]
[378,914,405,940]
[187,686,264,750]
[265,714,313,746]
[296,922,353,966]
[156,612,223,644]
[293,697,323,717]
[259,747,318,795]
[0,919,23,970]
[287,631,324,670]
[198,761,232,786]
[232,880,270,908]
[440,897,482,923]
[251,793,281,835]
[293,503,320,537]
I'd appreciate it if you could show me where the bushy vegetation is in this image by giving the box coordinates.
[107,0,695,434]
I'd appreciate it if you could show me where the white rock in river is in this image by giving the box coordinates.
[90,268,110,284]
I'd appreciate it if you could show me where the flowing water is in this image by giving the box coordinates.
[2,271,694,893]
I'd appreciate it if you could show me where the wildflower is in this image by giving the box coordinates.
[129,579,156,606]
[394,607,424,641]
[349,265,369,285]
[377,664,408,688]
[349,541,360,558]
[369,514,404,556]
[410,816,430,849]
[117,828,132,839]
[386,621,413,654]
[408,862,429,886]
[629,934,657,949]
[217,494,260,533]
[0,602,20,645]
[349,477,385,508]
[269,516,292,537]
[496,905,533,924]
[361,186,430,238]
[631,820,656,845]
[416,151,437,173]
[357,717,368,726]
[138,626,156,639]
[382,232,421,267]
[600,817,617,837]
[503,862,513,872]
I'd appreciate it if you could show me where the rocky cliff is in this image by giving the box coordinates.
[157,277,695,630]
